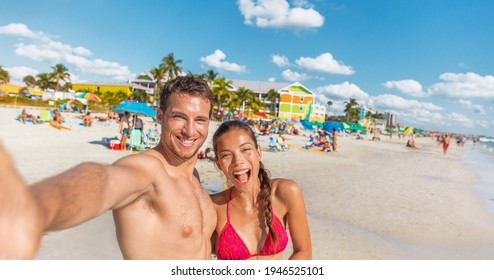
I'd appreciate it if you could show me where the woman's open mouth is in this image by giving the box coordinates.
[233,169,251,184]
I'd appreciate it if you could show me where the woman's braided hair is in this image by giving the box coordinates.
[212,120,278,244]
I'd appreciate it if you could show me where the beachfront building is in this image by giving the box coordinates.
[72,82,133,96]
[278,82,325,122]
[230,80,290,116]
[384,112,397,127]
[0,83,43,98]
[358,107,376,120]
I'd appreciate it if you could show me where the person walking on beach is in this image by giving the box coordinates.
[0,76,217,260]
[332,128,338,152]
[118,111,131,150]
[210,120,312,260]
[443,134,451,156]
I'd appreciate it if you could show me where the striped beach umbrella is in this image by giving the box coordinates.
[76,92,102,102]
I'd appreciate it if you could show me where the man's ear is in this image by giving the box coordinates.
[156,108,163,124]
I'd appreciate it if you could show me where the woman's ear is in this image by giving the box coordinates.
[257,145,262,161]
[214,157,223,171]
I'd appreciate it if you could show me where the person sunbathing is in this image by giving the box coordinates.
[17,109,38,124]
[83,112,92,127]
[50,109,70,130]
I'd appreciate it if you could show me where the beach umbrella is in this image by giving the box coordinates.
[255,112,268,118]
[300,119,314,131]
[342,122,350,130]
[111,102,156,117]
[323,121,344,132]
[76,92,101,112]
[403,127,414,135]
[76,92,102,102]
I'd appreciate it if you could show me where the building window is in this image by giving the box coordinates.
[300,97,304,102]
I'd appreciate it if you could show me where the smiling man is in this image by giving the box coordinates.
[0,76,217,260]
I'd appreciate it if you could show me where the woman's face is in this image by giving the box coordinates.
[214,128,262,189]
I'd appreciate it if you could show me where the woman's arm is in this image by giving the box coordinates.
[279,180,312,260]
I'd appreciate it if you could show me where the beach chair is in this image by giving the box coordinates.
[38,110,51,122]
[145,128,160,148]
[268,137,281,152]
[129,129,146,151]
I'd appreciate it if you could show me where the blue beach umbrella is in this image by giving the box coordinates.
[111,102,156,117]
[323,121,344,132]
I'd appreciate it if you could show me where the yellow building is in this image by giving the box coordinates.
[0,84,43,96]
[72,82,133,95]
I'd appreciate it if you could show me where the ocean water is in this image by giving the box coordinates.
[462,139,494,213]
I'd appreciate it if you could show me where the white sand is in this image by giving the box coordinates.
[2,106,494,260]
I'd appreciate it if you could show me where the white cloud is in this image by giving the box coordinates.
[428,72,494,98]
[65,54,132,81]
[456,99,485,114]
[476,120,490,129]
[0,23,39,39]
[314,82,369,101]
[268,77,276,82]
[282,69,309,81]
[382,79,427,97]
[446,112,474,128]
[271,54,290,67]
[296,53,354,75]
[200,50,246,73]
[4,66,39,84]
[0,23,133,81]
[238,0,324,29]
[369,94,443,112]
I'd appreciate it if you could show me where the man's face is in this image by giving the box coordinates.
[157,93,210,162]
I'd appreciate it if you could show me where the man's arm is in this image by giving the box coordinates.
[0,145,44,259]
[0,144,159,258]
[31,154,159,231]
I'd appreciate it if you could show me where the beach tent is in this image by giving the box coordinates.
[347,122,364,131]
[342,122,350,130]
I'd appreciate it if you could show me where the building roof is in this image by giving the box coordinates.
[230,80,290,94]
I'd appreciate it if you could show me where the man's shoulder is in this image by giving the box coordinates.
[210,188,229,205]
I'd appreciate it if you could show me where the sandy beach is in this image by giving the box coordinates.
[2,106,494,260]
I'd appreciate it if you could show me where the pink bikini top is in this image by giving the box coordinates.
[216,188,288,260]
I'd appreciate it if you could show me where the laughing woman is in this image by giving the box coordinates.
[211,120,312,260]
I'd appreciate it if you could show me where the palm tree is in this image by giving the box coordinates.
[160,52,183,81]
[265,89,279,115]
[0,66,10,84]
[35,73,56,90]
[149,66,167,104]
[343,98,359,122]
[51,64,71,91]
[205,70,218,84]
[211,77,233,110]
[326,100,333,108]
[229,87,253,111]
[61,82,73,92]
[23,75,36,87]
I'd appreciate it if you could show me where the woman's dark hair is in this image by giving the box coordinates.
[160,75,214,115]
[212,120,278,244]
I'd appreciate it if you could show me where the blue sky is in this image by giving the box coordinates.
[1,0,493,137]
